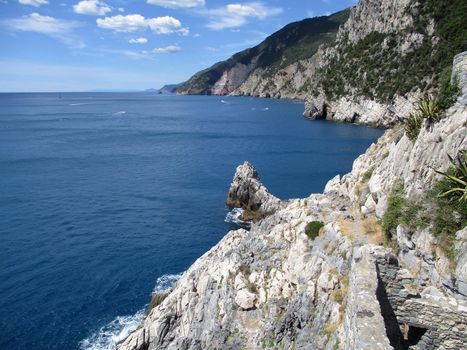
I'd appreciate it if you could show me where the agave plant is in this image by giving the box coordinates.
[435,151,467,203]
[417,95,443,128]
[404,112,423,141]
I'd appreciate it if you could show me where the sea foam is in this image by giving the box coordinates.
[224,208,251,228]
[79,273,181,350]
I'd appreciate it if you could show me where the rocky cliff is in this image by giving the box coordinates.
[117,53,466,350]
[178,0,466,127]
[177,10,349,96]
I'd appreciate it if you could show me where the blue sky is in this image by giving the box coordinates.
[0,0,356,92]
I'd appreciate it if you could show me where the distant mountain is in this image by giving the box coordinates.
[158,84,181,94]
[144,84,181,94]
[177,10,350,96]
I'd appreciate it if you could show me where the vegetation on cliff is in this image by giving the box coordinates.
[320,0,467,102]
[383,151,467,259]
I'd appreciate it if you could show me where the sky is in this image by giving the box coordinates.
[0,0,356,92]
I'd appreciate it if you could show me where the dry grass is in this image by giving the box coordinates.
[337,218,357,242]
[148,291,169,313]
[340,276,349,295]
[362,218,385,245]
[354,182,362,199]
[324,322,338,336]
[331,290,343,304]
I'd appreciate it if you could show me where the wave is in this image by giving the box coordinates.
[152,273,182,294]
[224,208,251,228]
[79,311,145,350]
[262,107,269,111]
[112,111,126,116]
[220,100,230,105]
[69,103,92,106]
[79,273,182,350]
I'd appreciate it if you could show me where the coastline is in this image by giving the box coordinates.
[116,53,467,349]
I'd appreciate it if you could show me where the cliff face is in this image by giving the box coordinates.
[117,53,466,350]
[178,0,466,127]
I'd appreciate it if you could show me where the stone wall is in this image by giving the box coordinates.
[376,255,467,349]
[343,245,393,350]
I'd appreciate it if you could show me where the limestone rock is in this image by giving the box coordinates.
[303,95,327,120]
[226,161,282,221]
[454,227,467,297]
[235,289,257,310]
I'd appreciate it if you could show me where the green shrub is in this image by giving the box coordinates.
[434,152,467,203]
[405,95,444,141]
[427,170,467,261]
[417,95,443,125]
[383,171,467,261]
[382,184,424,240]
[437,67,461,110]
[382,185,406,240]
[404,112,423,141]
[305,221,324,240]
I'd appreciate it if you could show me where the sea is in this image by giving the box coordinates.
[0,93,384,350]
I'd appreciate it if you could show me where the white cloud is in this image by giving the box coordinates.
[203,2,282,30]
[118,7,124,12]
[153,44,181,54]
[3,13,84,48]
[97,14,189,35]
[73,0,111,16]
[148,16,188,35]
[129,37,148,44]
[18,0,48,7]
[147,0,204,9]
[97,14,146,32]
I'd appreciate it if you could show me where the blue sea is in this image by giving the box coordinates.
[0,93,383,350]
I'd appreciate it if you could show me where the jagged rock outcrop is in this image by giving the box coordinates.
[226,161,282,221]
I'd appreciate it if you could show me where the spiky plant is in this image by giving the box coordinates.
[417,95,443,126]
[404,112,423,142]
[435,151,467,203]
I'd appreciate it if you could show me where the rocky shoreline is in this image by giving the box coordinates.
[116,53,466,350]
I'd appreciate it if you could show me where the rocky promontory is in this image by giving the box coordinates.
[226,161,282,222]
